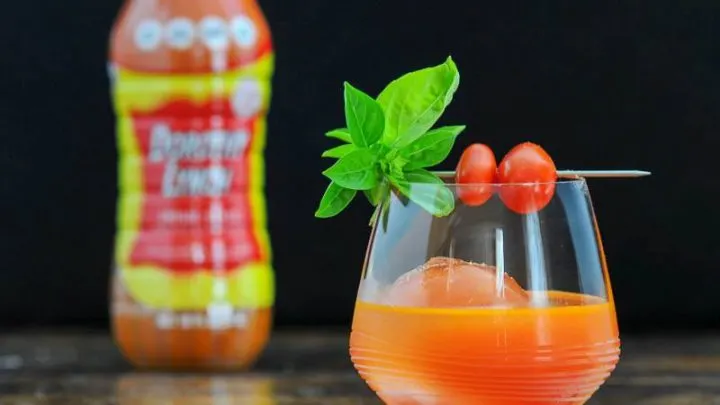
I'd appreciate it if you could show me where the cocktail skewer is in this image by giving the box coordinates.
[437,170,651,179]
[556,170,651,178]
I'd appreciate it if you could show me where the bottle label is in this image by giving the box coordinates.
[112,54,274,311]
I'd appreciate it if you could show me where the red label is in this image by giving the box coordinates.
[127,99,262,273]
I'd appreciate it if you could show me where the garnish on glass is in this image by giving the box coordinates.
[315,57,651,221]
[315,57,463,220]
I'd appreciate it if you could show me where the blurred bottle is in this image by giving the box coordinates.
[108,0,275,370]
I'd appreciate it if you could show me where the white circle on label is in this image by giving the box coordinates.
[231,79,263,118]
[230,16,257,48]
[206,303,234,330]
[155,311,175,330]
[165,17,195,49]
[199,16,229,51]
[134,19,163,51]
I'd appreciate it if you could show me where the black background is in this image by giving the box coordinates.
[0,0,717,332]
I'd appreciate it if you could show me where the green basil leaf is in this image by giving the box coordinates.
[400,125,465,170]
[369,143,390,159]
[322,144,356,159]
[402,169,445,184]
[364,190,378,206]
[393,169,455,217]
[363,181,389,207]
[344,82,385,147]
[322,149,379,190]
[378,57,460,148]
[315,182,357,218]
[325,128,352,143]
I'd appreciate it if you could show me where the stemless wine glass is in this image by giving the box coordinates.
[350,173,620,405]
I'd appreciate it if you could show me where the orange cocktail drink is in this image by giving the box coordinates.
[350,258,620,404]
[352,295,619,404]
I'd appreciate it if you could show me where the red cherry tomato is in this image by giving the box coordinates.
[497,142,557,214]
[455,143,497,206]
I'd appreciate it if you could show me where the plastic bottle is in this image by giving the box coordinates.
[108,0,274,370]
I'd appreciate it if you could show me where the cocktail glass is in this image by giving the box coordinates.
[350,173,620,405]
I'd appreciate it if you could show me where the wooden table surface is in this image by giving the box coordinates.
[0,331,719,404]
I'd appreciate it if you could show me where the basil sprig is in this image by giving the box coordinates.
[315,57,464,219]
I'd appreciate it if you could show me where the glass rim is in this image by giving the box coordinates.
[424,171,587,187]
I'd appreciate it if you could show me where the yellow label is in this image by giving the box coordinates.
[111,54,275,311]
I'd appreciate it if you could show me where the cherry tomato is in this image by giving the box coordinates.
[497,142,557,214]
[455,143,497,206]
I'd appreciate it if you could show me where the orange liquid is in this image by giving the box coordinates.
[350,292,620,405]
[113,310,271,371]
[112,281,272,370]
